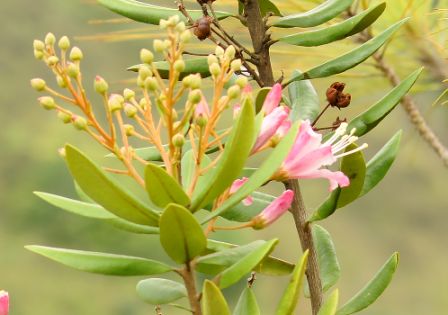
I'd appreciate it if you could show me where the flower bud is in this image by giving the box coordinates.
[159,19,169,29]
[188,89,202,104]
[168,15,180,26]
[172,133,185,147]
[124,103,138,118]
[182,75,192,88]
[67,63,79,78]
[138,65,152,80]
[215,46,225,58]
[94,76,108,94]
[38,96,56,110]
[209,63,221,77]
[46,56,59,66]
[189,74,202,89]
[123,88,135,101]
[180,30,192,43]
[235,76,248,88]
[140,49,154,64]
[0,290,9,315]
[33,40,45,51]
[58,111,72,124]
[176,21,186,33]
[58,147,66,158]
[58,36,70,50]
[139,98,148,110]
[56,75,67,88]
[225,45,236,60]
[174,59,185,72]
[163,39,171,49]
[196,115,208,128]
[31,78,46,91]
[124,124,135,136]
[45,32,56,46]
[230,59,242,72]
[153,39,165,53]
[69,46,83,61]
[34,50,44,60]
[144,77,158,91]
[108,94,124,112]
[207,54,218,66]
[227,85,241,99]
[73,116,88,130]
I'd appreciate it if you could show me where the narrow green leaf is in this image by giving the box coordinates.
[202,122,299,223]
[360,130,402,196]
[206,239,294,276]
[278,3,386,47]
[255,87,272,113]
[26,245,172,276]
[159,204,206,264]
[318,290,339,315]
[98,0,231,25]
[34,192,159,234]
[336,253,399,315]
[305,225,341,296]
[234,287,261,315]
[348,69,422,137]
[144,163,190,208]
[65,145,159,226]
[202,280,231,315]
[272,0,354,28]
[275,250,309,315]
[191,101,255,212]
[285,19,409,85]
[181,150,212,191]
[309,144,366,222]
[288,71,320,122]
[128,58,212,80]
[137,278,187,305]
[260,0,282,17]
[217,239,278,289]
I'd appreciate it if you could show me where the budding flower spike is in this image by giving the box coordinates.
[0,291,8,315]
[273,120,368,191]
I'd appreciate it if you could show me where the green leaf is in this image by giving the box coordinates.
[26,245,172,276]
[128,58,212,80]
[65,145,159,226]
[255,87,272,113]
[275,250,309,315]
[234,287,261,315]
[206,239,294,276]
[318,290,339,315]
[336,253,399,315]
[217,239,278,289]
[272,0,354,28]
[360,131,402,196]
[181,150,212,191]
[191,101,255,212]
[202,122,299,223]
[202,280,231,315]
[260,0,282,17]
[309,144,366,222]
[159,204,206,264]
[278,3,386,47]
[34,192,159,234]
[144,163,190,208]
[288,71,320,122]
[98,0,231,25]
[348,69,422,137]
[136,278,187,305]
[305,225,341,296]
[285,19,409,85]
[219,191,275,222]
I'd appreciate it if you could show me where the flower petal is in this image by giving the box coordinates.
[262,83,282,114]
[299,169,349,191]
[252,106,289,152]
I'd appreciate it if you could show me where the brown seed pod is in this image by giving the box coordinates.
[194,17,212,41]
[337,93,351,108]
[326,86,339,106]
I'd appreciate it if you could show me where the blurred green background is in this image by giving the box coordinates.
[1,1,447,314]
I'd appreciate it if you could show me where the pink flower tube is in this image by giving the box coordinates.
[229,177,253,206]
[261,83,282,115]
[252,106,290,152]
[252,190,294,229]
[0,291,9,315]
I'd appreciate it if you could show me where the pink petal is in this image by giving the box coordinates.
[286,120,322,162]
[254,190,294,229]
[299,169,350,191]
[285,145,336,176]
[0,291,9,315]
[262,83,282,115]
[243,196,254,206]
[275,120,291,139]
[195,94,210,117]
[252,106,289,152]
[230,177,248,194]
[233,103,241,119]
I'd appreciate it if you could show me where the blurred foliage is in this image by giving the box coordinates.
[0,0,447,314]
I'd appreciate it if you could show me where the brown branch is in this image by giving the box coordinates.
[179,263,202,315]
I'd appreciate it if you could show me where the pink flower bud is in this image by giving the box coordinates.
[194,94,210,118]
[0,291,9,315]
[230,177,253,206]
[252,106,290,153]
[252,190,294,229]
[262,83,282,115]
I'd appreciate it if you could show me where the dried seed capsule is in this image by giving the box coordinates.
[194,17,211,41]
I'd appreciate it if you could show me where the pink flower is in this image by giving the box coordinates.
[274,120,367,191]
[262,83,282,115]
[252,190,294,229]
[195,94,210,118]
[230,177,253,206]
[252,106,290,152]
[0,291,9,315]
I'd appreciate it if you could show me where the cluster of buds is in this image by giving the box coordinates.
[326,82,351,109]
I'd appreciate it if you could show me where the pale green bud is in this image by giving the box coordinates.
[209,63,221,77]
[139,98,148,110]
[168,15,180,26]
[46,56,59,66]
[174,59,185,72]
[108,94,124,112]
[196,115,208,128]
[225,45,236,60]
[207,54,219,67]
[163,39,171,49]
[124,103,138,118]
[31,78,46,91]
[34,50,44,60]
[69,46,83,61]
[180,30,191,43]
[176,22,186,33]
[137,77,145,88]
[215,46,225,58]
[235,76,248,88]
[227,85,241,99]
[231,59,242,72]
[159,19,169,29]
[94,76,108,94]
[188,89,202,104]
[189,74,202,89]
[138,65,152,80]
[38,96,56,110]
[182,75,192,88]
[45,33,56,46]
[124,124,135,136]
[153,39,165,53]
[140,49,154,64]
[144,77,158,91]
[58,36,70,50]
[58,111,72,124]
[33,40,45,51]
[56,75,67,88]
[172,133,185,147]
[123,88,135,101]
[73,116,88,130]
[67,63,79,78]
